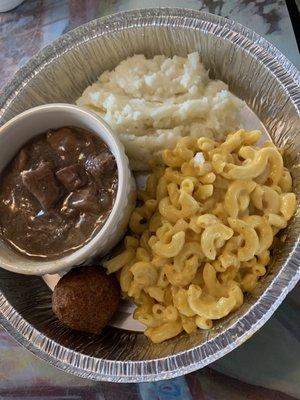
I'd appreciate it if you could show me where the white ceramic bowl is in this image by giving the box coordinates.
[0,103,136,275]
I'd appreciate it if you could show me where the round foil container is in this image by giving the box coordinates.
[0,8,299,382]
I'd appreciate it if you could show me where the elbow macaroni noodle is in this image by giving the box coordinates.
[104,129,296,343]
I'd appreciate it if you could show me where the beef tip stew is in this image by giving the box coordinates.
[56,164,87,191]
[47,127,96,164]
[64,187,100,214]
[0,127,117,258]
[21,161,61,210]
[14,149,28,172]
[85,153,117,180]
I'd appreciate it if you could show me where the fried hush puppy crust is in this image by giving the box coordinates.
[52,266,120,334]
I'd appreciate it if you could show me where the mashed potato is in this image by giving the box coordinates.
[77,53,243,170]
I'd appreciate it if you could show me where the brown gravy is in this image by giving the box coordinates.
[0,127,117,258]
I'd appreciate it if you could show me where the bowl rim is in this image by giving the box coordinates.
[0,103,131,275]
[0,7,299,382]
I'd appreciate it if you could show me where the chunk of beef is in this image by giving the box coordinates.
[14,149,28,172]
[56,164,87,192]
[85,152,116,180]
[99,189,113,211]
[65,186,100,214]
[47,128,95,163]
[21,162,61,210]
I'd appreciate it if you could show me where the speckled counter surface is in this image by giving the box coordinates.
[0,0,299,91]
[0,1,299,399]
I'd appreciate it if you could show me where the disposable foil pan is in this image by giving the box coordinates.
[0,8,299,382]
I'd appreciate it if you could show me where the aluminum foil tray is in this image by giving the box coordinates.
[0,8,299,382]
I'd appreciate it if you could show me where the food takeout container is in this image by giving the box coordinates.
[0,8,299,382]
[0,103,136,275]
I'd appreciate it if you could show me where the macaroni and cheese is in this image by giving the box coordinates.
[104,129,296,343]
